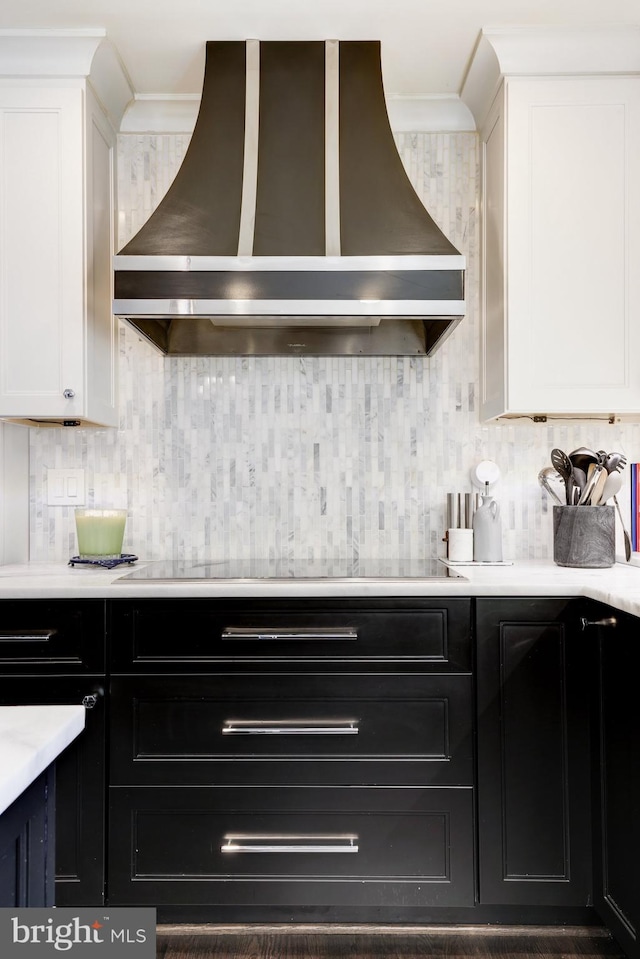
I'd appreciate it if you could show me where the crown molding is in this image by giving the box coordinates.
[0,29,133,131]
[0,28,104,75]
[88,40,134,130]
[120,92,476,135]
[387,96,475,132]
[120,94,200,133]
[461,24,640,130]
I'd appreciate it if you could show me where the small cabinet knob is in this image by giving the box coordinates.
[82,687,103,709]
[63,388,75,399]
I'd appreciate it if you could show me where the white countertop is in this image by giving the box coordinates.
[0,705,86,815]
[1,558,640,616]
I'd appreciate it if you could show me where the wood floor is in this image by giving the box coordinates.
[156,925,625,959]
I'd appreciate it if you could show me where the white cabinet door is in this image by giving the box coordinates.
[0,83,117,427]
[481,76,640,419]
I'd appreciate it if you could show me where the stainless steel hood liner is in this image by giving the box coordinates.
[113,40,465,356]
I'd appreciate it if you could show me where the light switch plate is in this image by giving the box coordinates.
[47,468,86,506]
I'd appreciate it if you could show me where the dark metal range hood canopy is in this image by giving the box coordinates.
[113,40,465,357]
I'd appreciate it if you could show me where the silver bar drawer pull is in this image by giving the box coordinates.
[222,719,359,736]
[580,616,617,630]
[221,626,358,642]
[221,834,359,854]
[0,629,58,642]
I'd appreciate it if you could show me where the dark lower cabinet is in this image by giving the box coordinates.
[590,604,640,959]
[476,598,592,907]
[2,591,638,952]
[107,598,475,921]
[0,769,55,907]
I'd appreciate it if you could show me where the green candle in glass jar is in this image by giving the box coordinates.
[75,509,127,559]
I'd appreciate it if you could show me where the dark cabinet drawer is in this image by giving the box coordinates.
[108,785,474,909]
[110,673,473,786]
[109,599,471,671]
[0,601,105,673]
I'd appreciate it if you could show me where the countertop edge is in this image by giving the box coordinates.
[0,560,640,616]
[0,705,86,816]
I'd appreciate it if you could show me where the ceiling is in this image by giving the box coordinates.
[2,0,639,100]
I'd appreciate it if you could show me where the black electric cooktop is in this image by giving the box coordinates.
[117,556,464,582]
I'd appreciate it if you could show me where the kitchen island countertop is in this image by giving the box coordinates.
[1,558,640,617]
[0,705,85,815]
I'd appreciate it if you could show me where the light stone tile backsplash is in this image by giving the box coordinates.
[29,131,640,563]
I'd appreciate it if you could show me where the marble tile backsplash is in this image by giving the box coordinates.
[29,131,640,563]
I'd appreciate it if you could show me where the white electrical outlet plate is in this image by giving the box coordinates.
[47,468,86,506]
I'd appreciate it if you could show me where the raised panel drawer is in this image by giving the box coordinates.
[110,673,473,786]
[109,599,471,672]
[108,786,475,908]
[0,601,105,672]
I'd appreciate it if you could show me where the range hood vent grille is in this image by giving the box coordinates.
[113,40,465,356]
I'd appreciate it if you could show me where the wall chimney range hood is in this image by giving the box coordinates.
[113,40,465,356]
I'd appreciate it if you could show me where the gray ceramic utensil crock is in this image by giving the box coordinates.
[553,505,615,568]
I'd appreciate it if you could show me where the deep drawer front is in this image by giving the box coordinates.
[0,600,105,672]
[109,673,473,786]
[108,786,475,908]
[109,599,471,671]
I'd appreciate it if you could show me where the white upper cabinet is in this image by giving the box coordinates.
[0,33,132,427]
[463,27,640,420]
